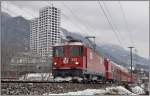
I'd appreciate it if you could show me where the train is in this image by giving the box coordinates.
[52,40,133,83]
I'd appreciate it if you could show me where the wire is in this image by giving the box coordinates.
[46,1,87,35]
[2,3,36,19]
[61,2,105,44]
[119,2,140,66]
[118,1,135,46]
[61,2,89,34]
[102,2,128,46]
[97,1,124,47]
[61,12,86,34]
[47,2,91,41]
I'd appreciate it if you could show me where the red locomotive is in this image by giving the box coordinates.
[52,41,133,83]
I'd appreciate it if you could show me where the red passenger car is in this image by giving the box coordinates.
[104,59,132,82]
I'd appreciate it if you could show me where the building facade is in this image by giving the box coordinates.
[30,18,39,53]
[30,6,61,57]
[8,52,51,78]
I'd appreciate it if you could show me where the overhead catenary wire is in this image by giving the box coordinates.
[118,1,140,66]
[118,1,135,46]
[47,1,105,51]
[59,1,125,59]
[21,8,37,18]
[2,5,36,19]
[102,2,128,46]
[46,1,86,35]
[61,2,106,44]
[61,2,101,47]
[48,2,126,59]
[47,1,94,48]
[61,12,87,34]
[61,2,91,35]
[97,1,125,48]
[46,2,95,47]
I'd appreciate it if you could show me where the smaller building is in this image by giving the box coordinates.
[8,52,51,78]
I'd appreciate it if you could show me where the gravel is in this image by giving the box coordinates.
[1,83,110,95]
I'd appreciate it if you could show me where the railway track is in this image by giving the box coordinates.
[1,80,113,95]
[1,80,60,83]
[1,80,108,84]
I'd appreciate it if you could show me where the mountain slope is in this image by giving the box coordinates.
[1,12,30,70]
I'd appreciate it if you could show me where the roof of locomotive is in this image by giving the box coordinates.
[53,42,99,51]
[53,42,103,57]
[52,42,84,46]
[110,60,129,73]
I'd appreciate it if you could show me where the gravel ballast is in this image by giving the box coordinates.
[1,83,110,95]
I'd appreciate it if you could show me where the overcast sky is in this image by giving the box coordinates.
[1,1,149,59]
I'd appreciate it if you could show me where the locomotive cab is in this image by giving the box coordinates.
[52,42,86,79]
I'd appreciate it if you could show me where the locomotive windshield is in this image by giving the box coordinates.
[69,46,83,56]
[53,46,64,57]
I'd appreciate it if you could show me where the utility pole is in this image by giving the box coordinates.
[128,46,134,82]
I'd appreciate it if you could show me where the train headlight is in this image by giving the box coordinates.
[54,62,57,65]
[75,62,79,65]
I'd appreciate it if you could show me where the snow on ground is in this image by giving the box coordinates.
[45,85,146,95]
[19,73,54,81]
[19,74,80,82]
[54,77,65,82]
[44,86,139,95]
[105,86,136,95]
[44,89,106,95]
[131,86,145,95]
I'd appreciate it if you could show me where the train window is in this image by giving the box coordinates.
[53,46,64,57]
[69,46,83,56]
